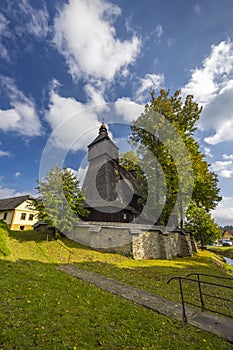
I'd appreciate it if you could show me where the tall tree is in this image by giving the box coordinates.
[185,204,222,248]
[130,89,221,226]
[32,165,89,234]
[119,150,148,205]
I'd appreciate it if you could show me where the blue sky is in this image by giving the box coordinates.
[0,0,233,226]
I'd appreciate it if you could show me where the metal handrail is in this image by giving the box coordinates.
[186,272,233,282]
[167,273,233,325]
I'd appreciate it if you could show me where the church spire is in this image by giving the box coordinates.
[99,119,107,134]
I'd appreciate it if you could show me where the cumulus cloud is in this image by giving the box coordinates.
[223,154,233,160]
[182,40,233,105]
[114,97,144,123]
[134,73,164,103]
[45,83,105,151]
[211,160,233,178]
[44,81,145,153]
[212,196,233,226]
[0,76,42,136]
[53,0,141,81]
[182,40,233,145]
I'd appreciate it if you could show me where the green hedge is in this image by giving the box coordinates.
[0,220,10,256]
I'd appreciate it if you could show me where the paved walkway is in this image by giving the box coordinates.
[57,264,233,343]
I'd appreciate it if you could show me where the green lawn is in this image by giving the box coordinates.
[0,226,233,349]
[207,245,233,259]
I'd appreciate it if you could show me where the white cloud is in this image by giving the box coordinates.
[45,84,103,151]
[155,24,163,40]
[182,40,233,145]
[15,172,21,178]
[134,73,164,103]
[211,160,233,178]
[201,79,233,144]
[84,81,107,106]
[53,0,141,81]
[0,183,28,199]
[0,76,42,136]
[212,196,233,226]
[18,0,49,39]
[182,40,233,106]
[114,97,144,123]
[0,150,10,157]
[203,147,213,158]
[45,81,145,152]
[76,164,88,186]
[223,154,233,160]
[0,13,10,60]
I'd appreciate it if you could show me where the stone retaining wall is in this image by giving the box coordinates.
[65,222,197,260]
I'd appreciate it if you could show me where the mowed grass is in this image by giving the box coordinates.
[0,226,233,349]
[207,245,233,259]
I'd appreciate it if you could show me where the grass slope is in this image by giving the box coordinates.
[0,221,10,256]
[208,246,233,259]
[0,228,232,349]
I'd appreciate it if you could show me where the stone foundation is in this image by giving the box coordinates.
[65,222,197,260]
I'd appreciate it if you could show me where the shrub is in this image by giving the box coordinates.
[0,220,10,256]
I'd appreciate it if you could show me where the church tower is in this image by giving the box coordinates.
[81,123,142,222]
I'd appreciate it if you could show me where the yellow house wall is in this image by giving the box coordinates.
[9,200,38,230]
[0,210,14,227]
[223,231,233,239]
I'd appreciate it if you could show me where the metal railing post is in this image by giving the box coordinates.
[197,274,205,311]
[178,278,187,325]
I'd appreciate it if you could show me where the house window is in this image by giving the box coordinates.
[21,213,26,220]
[29,214,34,221]
[20,226,25,230]
[3,212,7,220]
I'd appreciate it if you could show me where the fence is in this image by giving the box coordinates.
[167,273,233,325]
[46,233,73,264]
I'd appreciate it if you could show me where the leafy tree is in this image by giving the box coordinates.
[130,89,222,227]
[119,150,148,204]
[185,204,222,249]
[32,165,89,234]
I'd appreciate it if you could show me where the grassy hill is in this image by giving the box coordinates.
[0,223,233,349]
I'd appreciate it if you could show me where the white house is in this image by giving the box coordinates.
[0,195,38,230]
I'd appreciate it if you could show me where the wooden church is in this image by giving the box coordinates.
[81,123,143,222]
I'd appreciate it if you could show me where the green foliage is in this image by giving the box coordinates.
[119,150,148,205]
[186,138,222,211]
[32,165,89,234]
[0,220,10,256]
[185,204,222,247]
[130,89,222,229]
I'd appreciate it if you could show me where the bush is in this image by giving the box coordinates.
[0,220,10,256]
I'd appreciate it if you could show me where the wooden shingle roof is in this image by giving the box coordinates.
[0,195,33,211]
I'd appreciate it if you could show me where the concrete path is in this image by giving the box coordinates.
[57,264,233,343]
